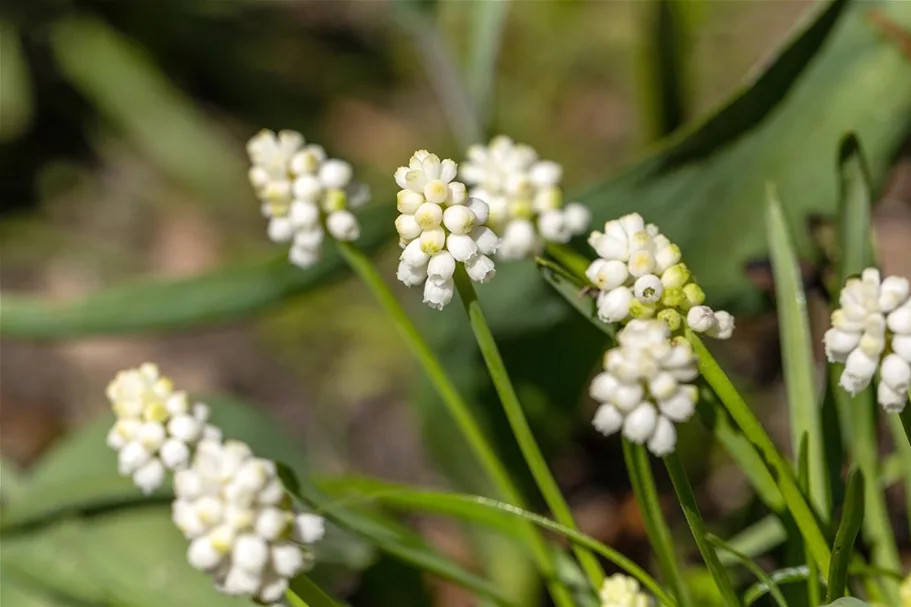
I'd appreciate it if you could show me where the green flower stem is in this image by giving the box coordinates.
[452,265,605,592]
[336,242,577,607]
[623,441,692,607]
[664,453,740,606]
[685,330,832,572]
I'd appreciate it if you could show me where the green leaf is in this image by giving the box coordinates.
[0,456,25,503]
[277,464,519,607]
[826,468,865,603]
[576,0,911,314]
[0,574,83,607]
[0,21,32,142]
[0,205,394,339]
[767,187,828,515]
[465,0,510,129]
[706,533,787,607]
[822,599,871,607]
[836,133,875,281]
[718,515,787,568]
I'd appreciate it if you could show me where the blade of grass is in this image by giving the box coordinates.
[452,266,605,591]
[797,434,821,606]
[335,242,577,607]
[826,468,865,603]
[766,186,828,517]
[886,413,911,533]
[833,133,901,604]
[664,452,740,606]
[719,515,787,567]
[706,534,787,607]
[623,442,691,607]
[287,577,340,607]
[685,330,831,572]
[465,0,510,129]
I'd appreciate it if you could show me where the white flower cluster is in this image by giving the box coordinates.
[394,150,500,310]
[459,135,590,260]
[599,574,651,607]
[247,129,368,268]
[585,213,734,338]
[106,364,220,494]
[825,268,911,412]
[591,320,699,456]
[173,439,325,604]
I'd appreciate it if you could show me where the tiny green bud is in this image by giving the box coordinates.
[629,299,657,319]
[683,283,706,308]
[322,188,347,213]
[661,263,691,289]
[661,286,686,308]
[658,309,682,331]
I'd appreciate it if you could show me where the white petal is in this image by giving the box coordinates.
[622,403,658,443]
[597,287,633,323]
[823,328,860,363]
[465,254,496,284]
[877,382,908,413]
[633,274,663,304]
[271,542,306,578]
[446,234,479,262]
[423,277,454,310]
[222,566,261,596]
[467,198,490,225]
[563,202,591,235]
[881,353,911,393]
[592,403,623,437]
[294,513,326,544]
[686,306,717,333]
[326,210,360,241]
[589,372,618,402]
[471,226,500,256]
[658,386,697,422]
[887,306,911,335]
[233,534,269,574]
[319,159,353,188]
[159,439,190,469]
[132,459,165,494]
[187,537,223,571]
[647,416,677,457]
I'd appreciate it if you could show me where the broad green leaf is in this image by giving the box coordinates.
[767,188,827,515]
[826,468,865,603]
[576,0,911,314]
[830,134,902,602]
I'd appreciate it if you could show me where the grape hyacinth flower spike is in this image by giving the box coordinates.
[825,268,911,412]
[585,212,734,337]
[246,129,369,268]
[591,320,700,456]
[394,150,501,310]
[459,135,591,260]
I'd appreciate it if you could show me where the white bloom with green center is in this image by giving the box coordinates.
[585,213,733,337]
[394,150,501,310]
[825,268,911,412]
[591,320,699,456]
[459,135,591,260]
[173,438,324,604]
[246,129,369,269]
[105,364,218,494]
[599,573,651,607]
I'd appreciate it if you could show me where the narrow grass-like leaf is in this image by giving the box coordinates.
[826,468,865,603]
[886,413,911,532]
[623,442,691,607]
[288,576,341,607]
[766,186,828,516]
[536,259,614,340]
[686,330,832,572]
[706,533,787,607]
[465,0,510,128]
[277,464,518,607]
[832,134,902,602]
[452,267,605,590]
[309,480,676,607]
[336,242,577,607]
[718,515,786,567]
[664,453,740,606]
[797,433,821,606]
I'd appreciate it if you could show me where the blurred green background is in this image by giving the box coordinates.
[2,1,911,605]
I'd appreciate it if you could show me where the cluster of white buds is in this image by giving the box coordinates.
[173,438,325,604]
[591,320,699,456]
[585,213,734,338]
[394,150,500,310]
[246,129,369,268]
[459,135,590,260]
[599,574,652,607]
[825,268,911,412]
[106,364,220,494]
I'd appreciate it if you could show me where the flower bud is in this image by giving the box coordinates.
[657,309,683,331]
[707,310,735,340]
[563,202,591,235]
[658,387,697,422]
[881,353,911,393]
[629,299,657,319]
[446,233,479,262]
[648,372,678,401]
[840,349,878,394]
[233,534,269,574]
[878,276,910,312]
[133,459,165,494]
[538,209,571,243]
[887,305,911,335]
[655,243,682,274]
[466,198,489,224]
[293,228,324,251]
[427,251,456,281]
[188,537,223,571]
[592,235,629,262]
[661,263,690,289]
[619,213,645,235]
[397,189,424,214]
[267,218,294,243]
[400,239,430,267]
[589,372,618,402]
[586,259,629,291]
[423,278,454,310]
[443,205,476,235]
[465,254,496,284]
[612,382,645,411]
[319,159,352,188]
[321,188,347,213]
[647,416,677,457]
[622,403,658,443]
[592,404,623,436]
[499,219,536,260]
[683,283,706,307]
[529,160,562,186]
[534,186,562,212]
[289,246,319,268]
[415,202,443,230]
[471,226,500,255]
[395,214,422,242]
[892,334,911,362]
[633,274,664,304]
[687,306,716,333]
[447,181,468,205]
[597,287,633,323]
[628,250,657,277]
[424,180,450,205]
[326,210,359,241]
[419,227,446,254]
[877,382,908,413]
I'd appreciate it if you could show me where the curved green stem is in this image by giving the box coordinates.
[336,242,577,606]
[664,453,740,606]
[685,330,832,572]
[452,265,605,592]
[623,442,692,607]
